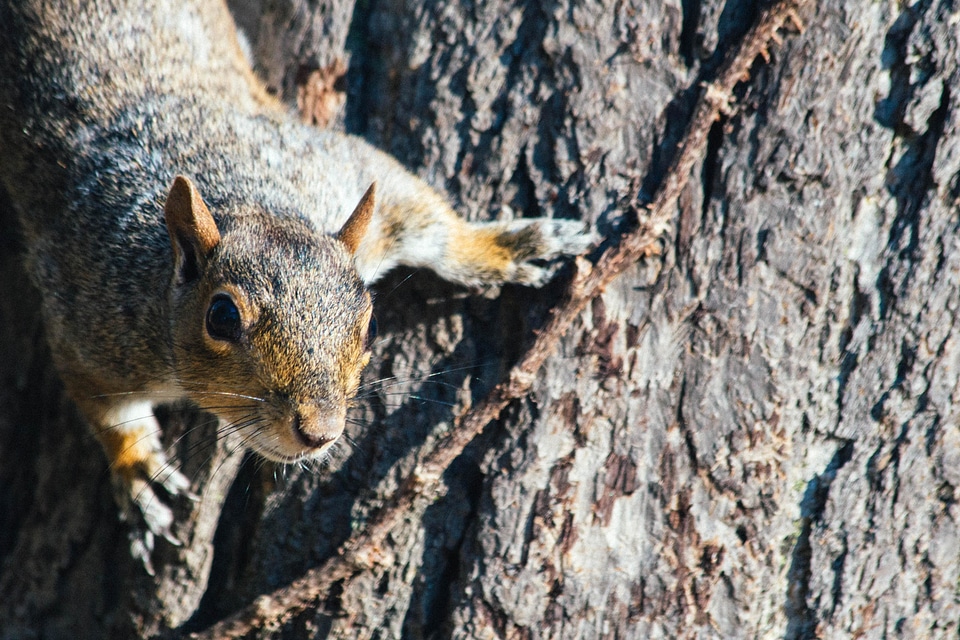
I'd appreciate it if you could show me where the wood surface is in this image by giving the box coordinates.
[1,0,957,637]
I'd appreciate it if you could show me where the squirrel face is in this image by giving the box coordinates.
[163,177,376,462]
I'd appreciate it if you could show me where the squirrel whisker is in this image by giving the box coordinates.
[376,266,415,301]
[173,388,270,404]
[366,233,402,289]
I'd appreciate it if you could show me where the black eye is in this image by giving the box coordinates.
[366,315,378,347]
[206,294,242,342]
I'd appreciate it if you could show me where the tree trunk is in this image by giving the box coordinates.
[2,0,959,638]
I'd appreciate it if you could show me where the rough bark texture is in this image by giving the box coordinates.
[1,0,958,638]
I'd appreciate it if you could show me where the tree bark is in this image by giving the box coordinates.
[1,0,959,638]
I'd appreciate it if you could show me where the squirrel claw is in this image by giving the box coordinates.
[116,462,193,572]
[155,465,198,502]
[129,531,157,577]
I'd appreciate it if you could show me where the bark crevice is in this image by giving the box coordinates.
[784,440,853,640]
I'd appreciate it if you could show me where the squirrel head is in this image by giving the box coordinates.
[163,176,377,462]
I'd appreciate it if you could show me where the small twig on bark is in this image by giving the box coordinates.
[188,1,807,637]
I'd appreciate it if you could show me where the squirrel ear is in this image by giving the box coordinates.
[164,176,221,283]
[336,182,376,255]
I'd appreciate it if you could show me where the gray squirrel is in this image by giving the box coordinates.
[0,0,593,568]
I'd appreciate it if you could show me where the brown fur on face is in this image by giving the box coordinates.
[166,195,374,461]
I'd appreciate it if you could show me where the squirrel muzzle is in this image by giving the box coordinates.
[289,403,346,451]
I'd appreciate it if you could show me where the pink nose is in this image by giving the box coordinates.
[291,409,343,449]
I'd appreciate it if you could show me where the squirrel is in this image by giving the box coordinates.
[0,0,593,569]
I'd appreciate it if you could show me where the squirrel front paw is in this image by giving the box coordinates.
[116,453,196,575]
[407,214,596,289]
[119,463,193,576]
[492,218,597,286]
[95,406,195,574]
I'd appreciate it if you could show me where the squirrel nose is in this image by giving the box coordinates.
[291,409,342,449]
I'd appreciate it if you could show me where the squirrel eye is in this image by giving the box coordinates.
[206,294,242,342]
[365,315,378,348]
